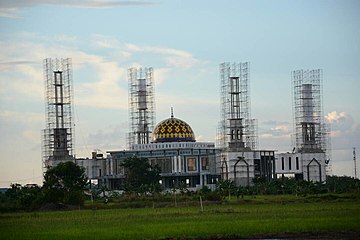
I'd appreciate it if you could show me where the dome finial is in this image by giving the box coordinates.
[170,107,174,118]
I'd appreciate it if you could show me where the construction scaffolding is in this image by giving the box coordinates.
[218,62,258,151]
[292,69,329,155]
[42,58,74,170]
[127,67,156,148]
[323,123,332,175]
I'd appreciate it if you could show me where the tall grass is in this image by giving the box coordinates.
[1,201,359,239]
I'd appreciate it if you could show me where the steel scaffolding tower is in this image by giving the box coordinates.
[42,58,74,170]
[218,62,258,151]
[292,69,330,155]
[127,67,156,148]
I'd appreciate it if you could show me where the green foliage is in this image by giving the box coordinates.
[0,184,43,212]
[326,175,360,193]
[216,179,237,199]
[42,161,88,205]
[121,156,161,194]
[198,185,211,195]
[2,172,360,213]
[18,185,43,208]
[202,191,222,201]
[247,176,360,196]
[210,176,360,200]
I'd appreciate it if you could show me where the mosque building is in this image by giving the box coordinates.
[102,112,219,190]
[44,59,330,191]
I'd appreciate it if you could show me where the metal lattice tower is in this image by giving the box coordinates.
[218,62,258,151]
[127,67,156,148]
[42,58,74,170]
[292,69,329,154]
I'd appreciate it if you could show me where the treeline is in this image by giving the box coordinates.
[2,175,359,212]
[0,161,88,212]
[1,156,359,212]
[213,176,360,200]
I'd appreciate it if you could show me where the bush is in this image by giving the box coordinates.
[203,191,222,201]
[0,184,43,212]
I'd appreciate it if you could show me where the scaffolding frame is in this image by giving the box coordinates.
[292,69,329,156]
[127,67,156,148]
[42,58,74,170]
[218,62,258,151]
[323,123,332,175]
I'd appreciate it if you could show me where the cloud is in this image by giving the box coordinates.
[0,110,43,153]
[125,43,202,68]
[93,35,202,69]
[325,111,349,124]
[0,7,20,18]
[325,111,360,148]
[258,133,292,152]
[76,124,127,157]
[54,35,78,44]
[76,61,128,109]
[156,92,218,112]
[0,34,130,110]
[258,120,292,138]
[256,120,293,151]
[0,0,158,18]
[0,60,37,68]
[0,111,43,124]
[87,125,125,146]
[325,111,357,134]
[92,35,132,60]
[154,68,171,86]
[93,36,202,69]
[1,32,205,114]
[0,30,212,171]
[261,120,291,126]
[271,125,288,131]
[270,125,289,133]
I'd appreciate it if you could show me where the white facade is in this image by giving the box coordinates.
[218,150,275,186]
[275,152,327,182]
[76,157,105,180]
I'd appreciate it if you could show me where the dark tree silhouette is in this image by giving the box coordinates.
[121,156,161,194]
[42,161,88,205]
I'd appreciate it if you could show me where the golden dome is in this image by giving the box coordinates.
[152,116,195,143]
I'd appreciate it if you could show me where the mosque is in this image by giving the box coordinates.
[43,59,330,191]
[105,112,219,190]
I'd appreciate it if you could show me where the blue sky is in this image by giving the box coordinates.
[0,0,359,187]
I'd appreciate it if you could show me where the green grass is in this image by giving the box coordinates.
[1,198,359,239]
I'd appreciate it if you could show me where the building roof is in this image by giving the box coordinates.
[152,115,196,143]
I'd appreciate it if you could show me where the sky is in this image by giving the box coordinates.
[0,0,359,187]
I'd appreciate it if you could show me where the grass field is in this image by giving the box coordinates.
[1,196,360,239]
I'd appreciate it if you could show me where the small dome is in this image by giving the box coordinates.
[152,116,195,143]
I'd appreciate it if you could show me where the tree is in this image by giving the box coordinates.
[1,184,42,211]
[121,156,161,194]
[42,161,88,205]
[326,175,360,193]
[216,180,236,200]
